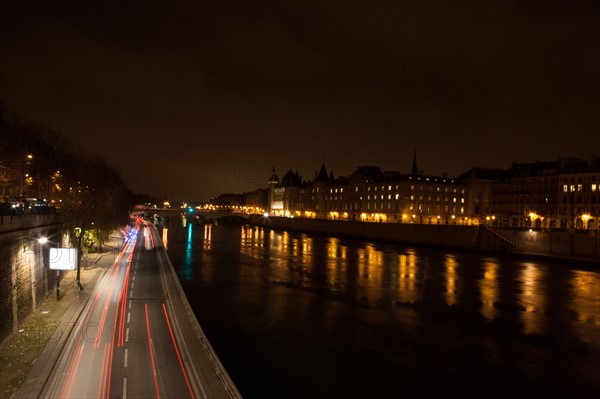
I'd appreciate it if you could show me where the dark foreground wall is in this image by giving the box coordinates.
[0,225,64,344]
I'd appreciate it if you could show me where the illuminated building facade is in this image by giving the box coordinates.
[265,156,600,230]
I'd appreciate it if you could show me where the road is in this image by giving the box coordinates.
[42,220,227,399]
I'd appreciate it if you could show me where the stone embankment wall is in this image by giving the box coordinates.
[248,215,481,250]
[247,216,599,260]
[0,224,64,345]
[490,227,599,259]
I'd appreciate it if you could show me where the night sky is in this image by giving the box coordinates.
[1,1,599,201]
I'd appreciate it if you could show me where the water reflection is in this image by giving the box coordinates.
[182,223,193,281]
[398,251,418,304]
[162,226,169,250]
[479,259,498,321]
[167,222,600,398]
[519,262,547,335]
[444,254,458,306]
[570,270,600,349]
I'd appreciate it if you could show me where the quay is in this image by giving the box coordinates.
[8,218,240,398]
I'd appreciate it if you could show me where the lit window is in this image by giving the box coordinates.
[395,194,399,200]
[563,185,568,192]
[388,185,392,191]
[453,197,457,203]
[577,184,582,192]
[410,195,414,200]
[461,198,464,203]
[570,185,575,192]
[381,195,384,200]
[368,195,371,200]
[388,195,391,200]
[411,185,414,191]
[341,188,344,193]
[375,187,378,191]
[593,184,597,192]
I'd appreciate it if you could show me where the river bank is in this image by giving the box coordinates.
[246,215,600,263]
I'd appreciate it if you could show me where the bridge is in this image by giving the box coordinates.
[135,208,258,223]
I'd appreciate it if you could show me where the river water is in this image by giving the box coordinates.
[165,221,600,399]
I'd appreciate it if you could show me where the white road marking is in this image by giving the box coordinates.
[123,377,127,399]
[126,328,129,342]
[124,348,128,367]
[127,312,130,323]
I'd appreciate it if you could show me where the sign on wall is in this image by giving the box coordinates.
[49,248,78,270]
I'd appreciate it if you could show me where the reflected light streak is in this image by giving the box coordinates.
[569,270,600,349]
[162,226,169,250]
[182,223,193,281]
[519,263,546,335]
[398,252,418,304]
[479,260,498,320]
[444,254,458,306]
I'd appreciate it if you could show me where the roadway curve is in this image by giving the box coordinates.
[42,220,238,399]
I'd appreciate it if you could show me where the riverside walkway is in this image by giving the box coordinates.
[14,219,240,399]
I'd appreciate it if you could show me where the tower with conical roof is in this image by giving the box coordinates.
[411,147,418,175]
[267,166,279,214]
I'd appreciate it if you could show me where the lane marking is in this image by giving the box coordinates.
[123,377,127,399]
[126,328,129,342]
[145,303,161,399]
[129,302,132,310]
[127,312,131,323]
[162,303,195,399]
[124,348,128,368]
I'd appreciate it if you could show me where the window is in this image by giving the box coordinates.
[563,185,568,192]
[410,195,414,201]
[461,198,464,203]
[410,185,414,191]
[577,184,583,192]
[395,194,399,200]
[388,195,391,200]
[593,184,598,192]
[367,195,370,200]
[453,197,457,203]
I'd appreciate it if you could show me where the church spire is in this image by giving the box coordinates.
[411,147,418,175]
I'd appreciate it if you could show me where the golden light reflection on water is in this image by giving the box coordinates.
[326,238,348,293]
[444,254,458,306]
[203,224,212,250]
[519,263,547,335]
[162,226,168,250]
[398,251,418,303]
[479,260,498,321]
[569,270,600,348]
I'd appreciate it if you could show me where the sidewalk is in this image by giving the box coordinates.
[0,232,123,399]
